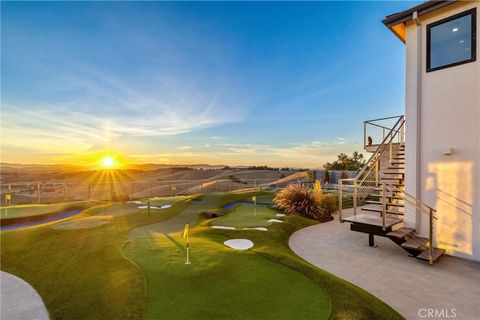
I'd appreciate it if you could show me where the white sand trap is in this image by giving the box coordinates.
[242,227,268,231]
[52,216,112,230]
[267,219,283,223]
[211,226,236,230]
[0,271,49,320]
[127,201,143,204]
[137,205,161,209]
[276,213,286,217]
[160,205,172,209]
[224,239,254,250]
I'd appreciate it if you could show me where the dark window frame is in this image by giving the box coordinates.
[426,8,477,72]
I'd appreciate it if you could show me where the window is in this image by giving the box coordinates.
[427,8,476,72]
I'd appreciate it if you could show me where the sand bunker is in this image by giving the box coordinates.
[137,204,172,209]
[224,239,254,250]
[267,219,283,223]
[242,227,268,231]
[276,213,286,217]
[211,226,236,230]
[52,216,112,230]
[127,201,143,204]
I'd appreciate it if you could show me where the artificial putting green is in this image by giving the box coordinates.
[124,234,331,320]
[1,192,403,320]
[0,201,103,219]
[211,204,280,228]
[144,195,193,207]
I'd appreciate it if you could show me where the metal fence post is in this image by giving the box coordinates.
[37,183,41,203]
[353,181,357,216]
[338,179,343,222]
[64,183,67,201]
[131,182,134,200]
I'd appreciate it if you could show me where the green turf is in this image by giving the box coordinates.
[124,234,331,320]
[211,204,280,228]
[1,192,403,320]
[0,199,192,319]
[0,201,103,219]
[145,195,194,207]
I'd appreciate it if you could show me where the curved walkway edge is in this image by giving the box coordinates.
[289,210,480,320]
[1,271,49,320]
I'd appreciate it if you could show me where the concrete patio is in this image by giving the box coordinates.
[289,208,480,320]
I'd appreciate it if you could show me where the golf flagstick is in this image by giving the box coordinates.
[252,195,257,216]
[183,222,191,265]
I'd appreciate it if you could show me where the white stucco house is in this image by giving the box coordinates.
[339,0,479,263]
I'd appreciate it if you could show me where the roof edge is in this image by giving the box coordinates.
[382,1,457,28]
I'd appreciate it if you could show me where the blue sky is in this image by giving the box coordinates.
[1,1,419,167]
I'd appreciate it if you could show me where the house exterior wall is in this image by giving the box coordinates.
[404,1,480,261]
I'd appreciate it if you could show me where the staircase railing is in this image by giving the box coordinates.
[338,114,439,264]
[338,115,405,218]
[383,182,438,265]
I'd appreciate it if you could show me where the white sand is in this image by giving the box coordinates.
[127,201,143,204]
[242,227,268,231]
[267,219,283,223]
[223,239,254,250]
[211,226,236,230]
[137,205,171,209]
[0,272,49,320]
[52,216,111,230]
[276,213,286,217]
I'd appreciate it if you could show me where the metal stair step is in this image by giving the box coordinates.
[401,236,429,250]
[386,227,415,238]
[365,200,404,207]
[388,167,405,170]
[383,172,405,175]
[416,248,446,262]
[390,161,405,165]
[361,206,404,215]
[393,157,405,160]
[368,194,403,200]
[381,177,404,181]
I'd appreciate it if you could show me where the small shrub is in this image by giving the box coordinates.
[273,184,328,221]
[323,195,338,214]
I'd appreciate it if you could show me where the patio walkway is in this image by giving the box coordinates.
[0,271,49,320]
[289,208,480,320]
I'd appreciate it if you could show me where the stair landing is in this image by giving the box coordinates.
[342,213,402,228]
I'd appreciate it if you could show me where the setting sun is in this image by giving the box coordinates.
[101,156,116,169]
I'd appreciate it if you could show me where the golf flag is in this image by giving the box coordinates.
[183,222,189,239]
[252,195,257,216]
[183,222,191,265]
[252,195,256,202]
[5,194,11,201]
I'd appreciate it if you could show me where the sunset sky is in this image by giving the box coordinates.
[1,1,418,168]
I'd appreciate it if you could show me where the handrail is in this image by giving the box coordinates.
[357,116,405,184]
[364,114,405,123]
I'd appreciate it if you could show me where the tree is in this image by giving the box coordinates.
[340,171,349,180]
[306,170,317,182]
[323,151,366,171]
[323,169,330,185]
